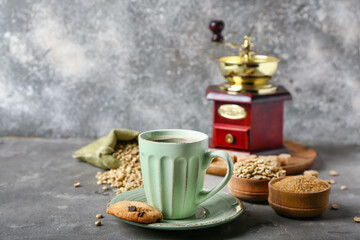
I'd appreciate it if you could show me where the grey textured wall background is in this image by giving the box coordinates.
[0,0,359,145]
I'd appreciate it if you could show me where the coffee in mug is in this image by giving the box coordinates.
[147,136,199,144]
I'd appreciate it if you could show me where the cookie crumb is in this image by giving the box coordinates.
[340,185,347,190]
[95,221,101,226]
[354,216,360,223]
[96,214,103,219]
[329,170,338,176]
[102,186,109,190]
[331,204,339,210]
[73,182,80,187]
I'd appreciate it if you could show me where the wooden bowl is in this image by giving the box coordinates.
[268,177,331,218]
[228,176,270,202]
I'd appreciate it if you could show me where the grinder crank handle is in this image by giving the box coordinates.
[209,20,241,49]
[209,20,224,42]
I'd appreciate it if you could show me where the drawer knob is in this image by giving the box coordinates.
[225,133,234,144]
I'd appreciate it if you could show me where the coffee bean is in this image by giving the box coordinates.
[128,206,137,212]
[331,204,339,210]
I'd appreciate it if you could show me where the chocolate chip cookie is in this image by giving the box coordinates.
[106,201,163,223]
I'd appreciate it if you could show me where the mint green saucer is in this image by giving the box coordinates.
[108,188,244,230]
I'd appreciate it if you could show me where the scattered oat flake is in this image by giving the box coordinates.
[329,170,338,176]
[340,185,347,190]
[96,214,103,219]
[73,182,80,187]
[354,216,360,223]
[102,186,109,190]
[95,221,101,226]
[331,204,339,210]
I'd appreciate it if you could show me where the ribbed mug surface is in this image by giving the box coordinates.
[139,129,233,220]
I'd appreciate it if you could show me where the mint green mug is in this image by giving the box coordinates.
[139,129,234,219]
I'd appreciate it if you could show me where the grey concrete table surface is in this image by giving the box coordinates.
[0,137,359,240]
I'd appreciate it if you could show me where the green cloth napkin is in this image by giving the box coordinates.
[72,129,139,169]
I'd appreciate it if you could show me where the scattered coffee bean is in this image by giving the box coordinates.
[331,204,339,210]
[329,170,338,176]
[303,170,319,178]
[340,185,347,190]
[128,206,137,212]
[96,214,103,219]
[138,211,145,217]
[326,179,336,184]
[354,216,360,223]
[95,142,143,195]
[74,182,81,187]
[95,221,101,226]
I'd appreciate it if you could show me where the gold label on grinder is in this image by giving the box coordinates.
[218,104,247,120]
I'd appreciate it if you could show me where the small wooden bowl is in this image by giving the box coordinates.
[228,176,270,202]
[268,177,331,218]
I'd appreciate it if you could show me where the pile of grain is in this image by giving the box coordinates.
[273,175,328,193]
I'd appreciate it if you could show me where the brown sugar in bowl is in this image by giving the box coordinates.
[228,175,270,202]
[268,177,331,218]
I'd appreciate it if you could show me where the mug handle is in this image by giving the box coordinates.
[195,150,234,205]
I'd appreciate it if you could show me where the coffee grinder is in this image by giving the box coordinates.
[207,20,291,155]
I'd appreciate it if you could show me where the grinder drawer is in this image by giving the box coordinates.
[212,123,250,150]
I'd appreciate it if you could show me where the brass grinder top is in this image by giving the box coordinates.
[209,20,280,94]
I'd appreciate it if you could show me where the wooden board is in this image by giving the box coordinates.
[206,140,317,176]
